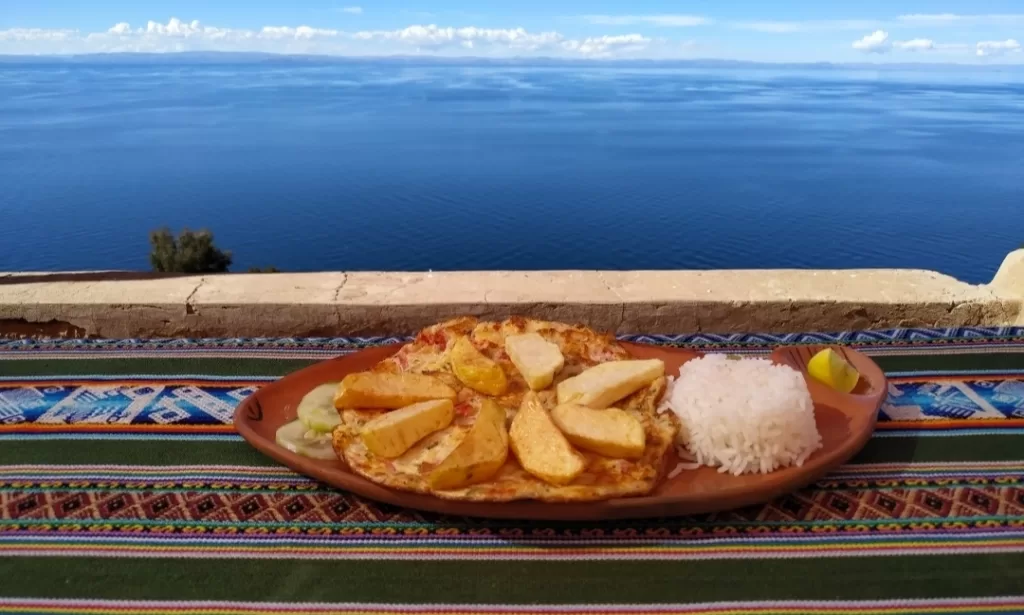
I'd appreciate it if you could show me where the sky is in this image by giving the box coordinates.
[1,0,1022,63]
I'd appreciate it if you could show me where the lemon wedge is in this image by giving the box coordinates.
[806,348,860,393]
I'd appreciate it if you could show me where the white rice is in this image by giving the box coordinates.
[659,354,822,476]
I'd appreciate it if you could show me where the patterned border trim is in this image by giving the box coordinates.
[2,376,1022,439]
[5,422,1020,438]
[2,461,1021,483]
[625,328,1024,349]
[2,598,1024,615]
[2,531,1023,561]
[1,327,1023,353]
[2,462,1023,561]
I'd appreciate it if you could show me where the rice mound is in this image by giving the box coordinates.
[660,354,822,476]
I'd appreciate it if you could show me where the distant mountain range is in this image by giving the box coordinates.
[1,51,1021,71]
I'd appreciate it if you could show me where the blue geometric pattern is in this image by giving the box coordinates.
[1,329,1022,429]
[0,384,258,426]
[882,380,1024,421]
[0,379,1021,427]
[624,326,1024,348]
[1,326,1022,352]
[973,379,1024,419]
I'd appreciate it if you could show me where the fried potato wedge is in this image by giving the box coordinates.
[510,391,585,486]
[550,403,646,459]
[334,372,457,410]
[428,399,509,491]
[360,399,455,458]
[450,336,508,396]
[505,332,565,391]
[556,359,665,409]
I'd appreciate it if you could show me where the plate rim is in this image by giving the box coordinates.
[233,341,887,520]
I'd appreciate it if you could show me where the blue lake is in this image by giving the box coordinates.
[1,61,1022,282]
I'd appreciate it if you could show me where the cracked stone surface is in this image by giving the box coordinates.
[184,277,206,314]
[185,272,349,337]
[0,276,202,338]
[332,273,348,303]
[1,265,1021,338]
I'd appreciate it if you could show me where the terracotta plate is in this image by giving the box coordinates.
[234,342,887,520]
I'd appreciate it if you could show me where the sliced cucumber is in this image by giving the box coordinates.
[297,382,341,433]
[275,419,337,460]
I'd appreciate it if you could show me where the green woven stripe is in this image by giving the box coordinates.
[0,343,1020,607]
[2,352,1022,378]
[873,352,1024,373]
[852,435,1024,463]
[2,556,1022,602]
[0,440,279,466]
[1,434,1019,467]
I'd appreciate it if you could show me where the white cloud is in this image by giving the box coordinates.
[561,34,651,57]
[734,19,877,33]
[352,24,564,51]
[852,31,975,55]
[358,25,657,57]
[580,14,710,27]
[0,27,78,41]
[0,17,664,58]
[260,25,339,39]
[2,15,1021,62]
[976,39,1022,57]
[144,18,204,36]
[899,13,1024,26]
[852,30,890,53]
[898,13,960,23]
[849,31,975,55]
[340,6,363,15]
[893,38,934,51]
[895,40,971,53]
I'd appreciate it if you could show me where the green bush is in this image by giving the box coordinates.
[149,227,233,274]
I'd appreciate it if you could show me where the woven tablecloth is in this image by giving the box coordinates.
[1,328,1023,614]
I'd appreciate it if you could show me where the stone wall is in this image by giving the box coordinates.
[1,250,1022,338]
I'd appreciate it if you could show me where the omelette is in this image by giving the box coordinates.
[330,316,679,503]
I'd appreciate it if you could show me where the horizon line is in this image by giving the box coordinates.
[1,50,1023,69]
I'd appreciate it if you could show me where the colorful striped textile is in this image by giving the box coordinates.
[0,327,1023,615]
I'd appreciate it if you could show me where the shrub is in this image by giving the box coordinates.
[149,227,233,274]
